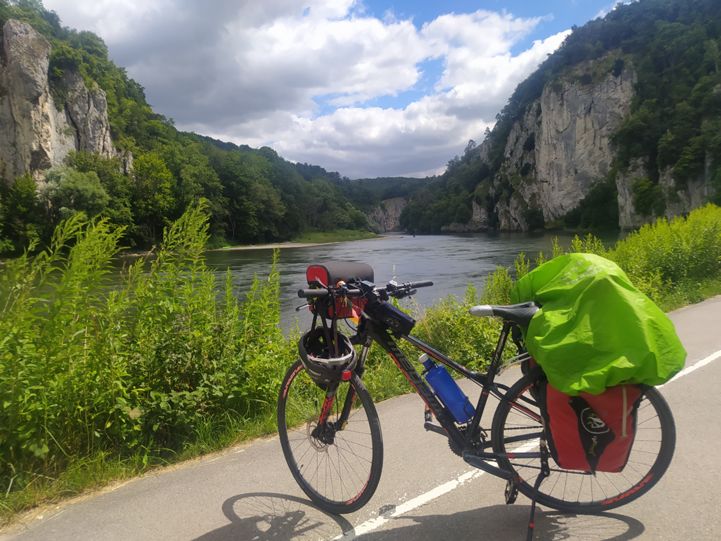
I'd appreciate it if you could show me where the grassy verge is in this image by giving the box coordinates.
[291,229,377,243]
[1,204,720,526]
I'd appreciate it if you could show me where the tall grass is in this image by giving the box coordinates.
[0,202,292,518]
[474,204,721,311]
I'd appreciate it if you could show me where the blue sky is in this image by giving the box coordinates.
[45,0,623,178]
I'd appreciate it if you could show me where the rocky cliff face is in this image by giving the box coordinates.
[465,57,713,231]
[0,20,114,184]
[367,197,406,232]
[485,60,637,230]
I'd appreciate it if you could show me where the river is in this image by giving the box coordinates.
[202,232,577,330]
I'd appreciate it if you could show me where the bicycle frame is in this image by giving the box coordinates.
[346,312,543,477]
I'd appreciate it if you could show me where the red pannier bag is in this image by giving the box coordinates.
[306,262,374,319]
[540,382,643,472]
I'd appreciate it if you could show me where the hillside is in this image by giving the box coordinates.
[0,1,378,254]
[401,0,721,233]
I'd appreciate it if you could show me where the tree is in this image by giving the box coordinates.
[0,174,44,253]
[132,153,175,243]
[42,166,110,220]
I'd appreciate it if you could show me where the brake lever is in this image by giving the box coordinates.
[295,303,310,312]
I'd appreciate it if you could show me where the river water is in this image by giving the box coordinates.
[202,232,575,330]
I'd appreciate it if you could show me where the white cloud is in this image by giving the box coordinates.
[43,0,570,178]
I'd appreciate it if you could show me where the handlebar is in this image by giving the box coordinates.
[402,280,434,289]
[297,287,364,298]
[297,280,434,300]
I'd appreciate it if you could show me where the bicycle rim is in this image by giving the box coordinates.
[491,370,676,513]
[277,361,383,514]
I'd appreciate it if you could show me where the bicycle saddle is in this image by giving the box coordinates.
[469,302,539,328]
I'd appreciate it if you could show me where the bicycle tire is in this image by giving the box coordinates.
[491,368,676,513]
[277,360,383,514]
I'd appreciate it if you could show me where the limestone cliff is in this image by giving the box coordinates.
[477,59,637,230]
[463,56,714,231]
[0,20,114,184]
[367,197,406,232]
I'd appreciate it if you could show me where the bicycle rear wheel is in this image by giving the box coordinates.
[491,369,675,513]
[277,360,383,514]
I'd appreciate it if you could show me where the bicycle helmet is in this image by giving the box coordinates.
[298,328,357,387]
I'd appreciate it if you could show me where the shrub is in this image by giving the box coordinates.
[0,202,289,493]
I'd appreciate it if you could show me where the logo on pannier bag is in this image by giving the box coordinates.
[581,408,609,434]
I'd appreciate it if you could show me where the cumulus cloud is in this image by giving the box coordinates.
[44,0,569,178]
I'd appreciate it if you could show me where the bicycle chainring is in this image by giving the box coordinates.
[448,428,485,457]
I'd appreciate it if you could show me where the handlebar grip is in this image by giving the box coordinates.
[345,288,364,297]
[297,288,329,298]
[409,280,433,289]
[297,287,364,298]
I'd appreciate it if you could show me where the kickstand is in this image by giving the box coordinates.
[526,445,550,541]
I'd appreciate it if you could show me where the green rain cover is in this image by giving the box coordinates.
[511,253,686,395]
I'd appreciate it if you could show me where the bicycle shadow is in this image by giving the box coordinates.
[348,506,645,541]
[194,492,644,541]
[192,492,352,541]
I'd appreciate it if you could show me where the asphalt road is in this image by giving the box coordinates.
[2,295,721,541]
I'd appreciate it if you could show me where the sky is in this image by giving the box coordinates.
[43,0,624,179]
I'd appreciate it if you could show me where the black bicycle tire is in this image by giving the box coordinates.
[491,368,676,513]
[277,360,384,514]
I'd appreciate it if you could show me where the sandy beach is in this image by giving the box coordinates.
[209,241,336,252]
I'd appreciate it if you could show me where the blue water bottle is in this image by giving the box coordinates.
[420,354,475,424]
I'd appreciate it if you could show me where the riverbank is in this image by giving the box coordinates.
[210,229,379,251]
[210,241,336,251]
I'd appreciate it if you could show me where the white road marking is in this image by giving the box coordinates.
[334,441,537,540]
[659,348,721,389]
[336,348,721,540]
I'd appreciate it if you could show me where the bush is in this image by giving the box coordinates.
[0,202,291,494]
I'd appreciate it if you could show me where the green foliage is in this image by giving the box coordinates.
[131,152,174,243]
[412,285,499,372]
[0,174,44,253]
[631,177,666,217]
[67,151,133,230]
[291,229,377,243]
[0,204,291,501]
[563,177,620,230]
[609,204,721,289]
[42,166,110,220]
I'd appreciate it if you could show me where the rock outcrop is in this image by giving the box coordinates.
[442,201,489,232]
[0,20,114,184]
[485,60,637,230]
[457,56,713,231]
[367,196,407,232]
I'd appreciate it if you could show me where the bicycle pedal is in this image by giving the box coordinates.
[504,479,518,504]
[424,406,432,423]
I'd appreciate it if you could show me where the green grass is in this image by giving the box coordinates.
[291,229,377,243]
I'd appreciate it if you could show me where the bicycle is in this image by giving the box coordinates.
[277,262,676,530]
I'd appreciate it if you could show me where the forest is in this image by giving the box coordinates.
[0,0,370,255]
[400,0,721,233]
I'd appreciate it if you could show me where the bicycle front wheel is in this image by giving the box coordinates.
[277,360,383,514]
[491,369,676,514]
